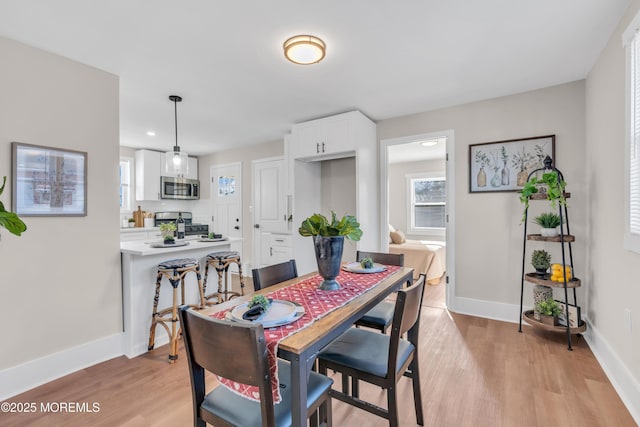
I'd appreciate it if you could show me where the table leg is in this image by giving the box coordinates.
[290,354,308,427]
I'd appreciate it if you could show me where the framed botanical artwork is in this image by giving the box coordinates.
[469,135,555,193]
[11,142,87,216]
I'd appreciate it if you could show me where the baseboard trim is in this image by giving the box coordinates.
[450,296,522,324]
[583,320,640,425]
[0,333,124,401]
[449,296,639,425]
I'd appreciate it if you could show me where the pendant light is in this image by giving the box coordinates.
[165,95,189,177]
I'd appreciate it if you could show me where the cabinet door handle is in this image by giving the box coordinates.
[270,247,273,257]
[322,142,325,152]
[316,142,320,153]
[275,239,284,243]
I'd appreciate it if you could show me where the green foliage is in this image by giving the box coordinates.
[531,249,551,270]
[0,176,27,237]
[519,171,566,223]
[298,211,362,242]
[360,257,374,269]
[159,223,176,232]
[248,294,271,311]
[533,212,563,228]
[536,298,562,317]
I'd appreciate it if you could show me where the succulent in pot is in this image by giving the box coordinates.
[531,249,551,277]
[535,297,562,326]
[299,211,362,290]
[533,212,563,237]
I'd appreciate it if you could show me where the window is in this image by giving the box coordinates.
[624,12,640,253]
[407,173,446,235]
[119,158,132,212]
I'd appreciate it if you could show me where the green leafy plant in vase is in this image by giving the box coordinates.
[531,249,551,277]
[0,176,27,239]
[160,223,176,244]
[299,211,362,290]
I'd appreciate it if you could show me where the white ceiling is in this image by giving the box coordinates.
[0,1,630,156]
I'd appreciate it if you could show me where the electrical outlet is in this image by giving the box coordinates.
[625,308,632,333]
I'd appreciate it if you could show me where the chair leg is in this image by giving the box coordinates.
[387,385,399,427]
[319,396,332,427]
[147,271,164,351]
[410,360,424,426]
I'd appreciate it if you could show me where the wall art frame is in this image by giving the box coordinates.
[469,135,555,193]
[12,142,87,216]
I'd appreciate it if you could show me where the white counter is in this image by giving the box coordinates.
[120,237,243,358]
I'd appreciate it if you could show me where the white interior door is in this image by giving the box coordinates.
[252,158,286,268]
[210,162,242,273]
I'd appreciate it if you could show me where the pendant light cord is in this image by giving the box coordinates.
[169,95,182,153]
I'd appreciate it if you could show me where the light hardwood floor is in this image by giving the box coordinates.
[2,280,636,426]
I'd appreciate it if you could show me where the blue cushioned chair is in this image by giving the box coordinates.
[318,273,426,427]
[252,259,298,292]
[179,305,332,427]
[354,251,405,333]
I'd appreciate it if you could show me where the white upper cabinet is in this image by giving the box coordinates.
[290,111,360,160]
[135,149,161,201]
[160,153,199,180]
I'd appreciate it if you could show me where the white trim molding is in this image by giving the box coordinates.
[0,333,124,401]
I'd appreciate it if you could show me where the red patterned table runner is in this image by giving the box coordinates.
[210,265,400,403]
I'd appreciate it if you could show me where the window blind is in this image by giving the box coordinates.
[630,31,640,234]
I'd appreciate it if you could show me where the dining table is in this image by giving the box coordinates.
[201,264,414,427]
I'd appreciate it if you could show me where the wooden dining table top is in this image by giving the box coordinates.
[200,266,414,355]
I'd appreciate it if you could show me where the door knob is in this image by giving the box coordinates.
[254,224,260,229]
[234,226,240,230]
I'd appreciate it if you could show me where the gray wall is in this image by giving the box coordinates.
[586,0,640,387]
[0,37,120,370]
[378,80,586,306]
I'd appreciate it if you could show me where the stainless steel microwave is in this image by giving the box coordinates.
[160,176,200,200]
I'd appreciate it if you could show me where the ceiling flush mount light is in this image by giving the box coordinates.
[146,131,156,136]
[420,139,438,147]
[283,35,326,65]
[165,95,189,177]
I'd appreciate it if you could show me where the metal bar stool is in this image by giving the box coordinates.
[148,258,205,363]
[203,251,245,304]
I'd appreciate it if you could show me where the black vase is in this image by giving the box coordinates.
[313,236,344,290]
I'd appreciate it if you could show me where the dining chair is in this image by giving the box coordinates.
[252,259,298,292]
[179,305,333,427]
[317,273,426,427]
[354,251,405,333]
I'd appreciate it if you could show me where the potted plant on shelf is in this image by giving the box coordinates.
[0,176,27,240]
[533,212,563,237]
[159,223,176,244]
[535,297,562,326]
[519,170,566,223]
[298,211,362,290]
[531,249,551,277]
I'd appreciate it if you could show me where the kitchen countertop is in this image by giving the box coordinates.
[120,226,160,233]
[120,236,242,256]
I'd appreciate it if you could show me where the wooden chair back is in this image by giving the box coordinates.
[356,251,404,267]
[252,259,298,291]
[178,306,276,424]
[388,274,426,375]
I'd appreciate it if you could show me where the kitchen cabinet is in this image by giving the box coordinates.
[290,110,378,274]
[136,150,199,201]
[135,149,161,201]
[160,153,198,180]
[290,111,360,160]
[120,228,162,242]
[269,233,293,265]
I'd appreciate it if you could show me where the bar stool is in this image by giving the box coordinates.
[148,258,205,363]
[202,251,245,304]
